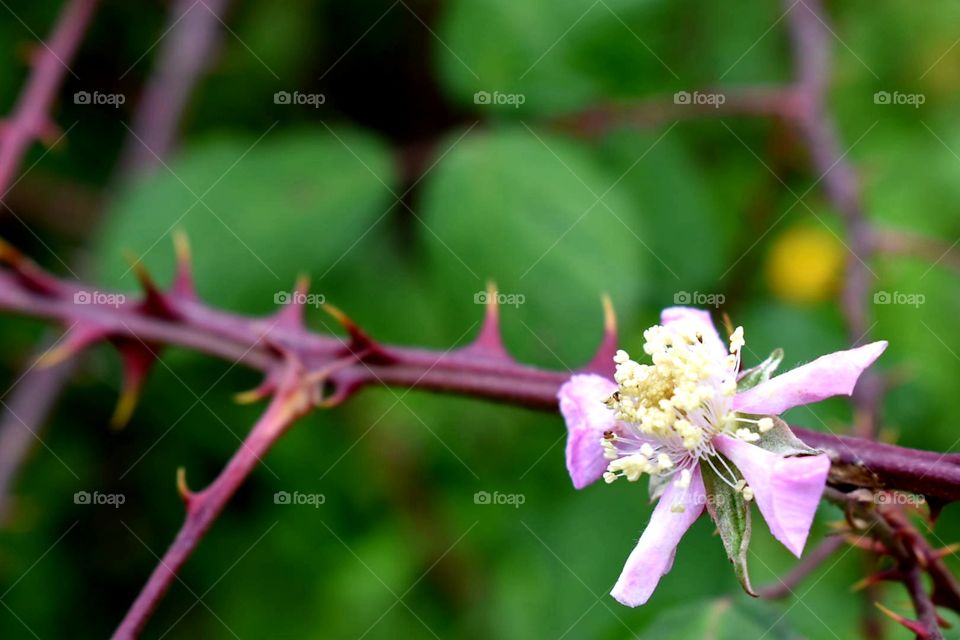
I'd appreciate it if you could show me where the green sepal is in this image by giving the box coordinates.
[737,348,784,392]
[701,458,756,597]
[648,473,671,502]
[754,416,820,457]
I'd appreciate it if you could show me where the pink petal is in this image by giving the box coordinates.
[733,341,887,415]
[660,306,727,360]
[558,374,618,489]
[611,466,706,606]
[714,435,829,557]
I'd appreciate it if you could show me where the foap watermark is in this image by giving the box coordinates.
[473,490,525,508]
[74,90,126,108]
[673,90,726,108]
[274,490,326,507]
[274,90,326,108]
[473,90,526,109]
[474,290,525,308]
[74,290,126,308]
[692,493,728,507]
[873,91,925,108]
[674,291,725,308]
[274,291,326,307]
[875,491,926,506]
[873,290,925,308]
[74,490,125,508]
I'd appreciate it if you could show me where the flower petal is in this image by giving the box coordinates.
[733,341,887,415]
[611,466,706,606]
[714,435,829,557]
[660,306,727,360]
[558,374,618,489]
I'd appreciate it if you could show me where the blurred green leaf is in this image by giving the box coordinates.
[595,129,739,300]
[640,596,799,639]
[418,125,645,365]
[95,126,398,312]
[437,0,674,115]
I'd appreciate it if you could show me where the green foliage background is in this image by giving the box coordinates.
[1,0,959,637]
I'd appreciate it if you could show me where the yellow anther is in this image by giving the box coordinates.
[730,326,745,353]
[657,453,674,472]
[604,322,750,476]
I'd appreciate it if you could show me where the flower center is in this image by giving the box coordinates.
[601,323,772,488]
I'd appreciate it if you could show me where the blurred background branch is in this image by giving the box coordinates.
[0,0,231,526]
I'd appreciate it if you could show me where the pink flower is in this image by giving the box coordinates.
[558,307,886,607]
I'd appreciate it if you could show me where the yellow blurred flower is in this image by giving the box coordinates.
[765,226,845,303]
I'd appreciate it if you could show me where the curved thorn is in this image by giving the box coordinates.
[109,341,159,428]
[321,302,381,356]
[234,379,275,405]
[176,466,194,504]
[111,382,140,430]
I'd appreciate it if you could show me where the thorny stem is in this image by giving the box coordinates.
[0,0,99,195]
[826,489,954,640]
[2,257,960,506]
[113,363,315,640]
[0,0,101,523]
[0,0,235,525]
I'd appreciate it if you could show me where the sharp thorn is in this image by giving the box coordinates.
[584,294,618,376]
[851,568,900,592]
[124,250,179,319]
[873,602,931,637]
[0,237,60,295]
[321,303,386,359]
[172,230,198,299]
[36,324,105,368]
[274,273,310,329]
[464,280,509,358]
[108,341,159,429]
[934,543,960,560]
